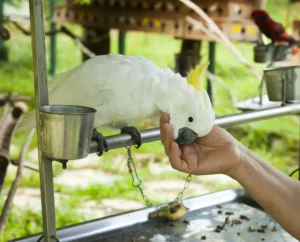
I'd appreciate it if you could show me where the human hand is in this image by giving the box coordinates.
[160,113,243,177]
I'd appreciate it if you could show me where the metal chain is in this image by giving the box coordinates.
[126,146,153,207]
[173,173,192,203]
[126,146,192,209]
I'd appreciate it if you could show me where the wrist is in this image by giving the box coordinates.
[226,142,249,181]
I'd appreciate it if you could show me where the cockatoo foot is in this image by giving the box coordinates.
[121,126,142,148]
[91,129,108,156]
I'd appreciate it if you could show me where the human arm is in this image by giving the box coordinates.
[235,145,300,239]
[160,113,300,240]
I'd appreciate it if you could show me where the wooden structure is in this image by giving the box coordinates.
[53,0,261,104]
[54,0,260,42]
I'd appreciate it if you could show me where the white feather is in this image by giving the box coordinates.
[16,54,214,138]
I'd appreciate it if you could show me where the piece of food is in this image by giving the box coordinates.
[271,226,277,232]
[257,229,266,233]
[149,202,189,220]
[183,219,190,224]
[240,215,250,221]
[231,219,242,225]
[248,226,256,232]
[225,217,230,224]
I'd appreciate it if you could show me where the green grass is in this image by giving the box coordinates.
[1,0,300,240]
[1,204,89,242]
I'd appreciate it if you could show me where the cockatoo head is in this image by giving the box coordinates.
[169,63,215,145]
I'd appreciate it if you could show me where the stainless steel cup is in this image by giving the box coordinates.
[254,44,291,63]
[38,105,96,160]
[264,65,300,102]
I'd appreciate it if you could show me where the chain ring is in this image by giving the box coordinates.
[126,146,192,209]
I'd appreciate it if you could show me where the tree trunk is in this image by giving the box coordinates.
[0,153,9,192]
[0,103,27,193]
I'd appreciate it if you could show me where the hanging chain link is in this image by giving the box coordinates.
[126,146,192,209]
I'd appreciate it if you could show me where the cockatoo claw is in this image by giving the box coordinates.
[121,126,142,148]
[91,129,108,156]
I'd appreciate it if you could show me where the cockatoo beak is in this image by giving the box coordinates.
[175,127,197,145]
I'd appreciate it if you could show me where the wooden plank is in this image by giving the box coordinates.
[54,0,258,42]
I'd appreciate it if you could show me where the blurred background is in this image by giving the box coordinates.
[0,0,299,240]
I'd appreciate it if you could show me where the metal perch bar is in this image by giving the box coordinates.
[89,103,300,153]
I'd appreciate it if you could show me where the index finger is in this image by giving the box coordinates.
[160,112,173,154]
[160,112,170,126]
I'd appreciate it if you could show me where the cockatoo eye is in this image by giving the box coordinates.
[188,117,194,122]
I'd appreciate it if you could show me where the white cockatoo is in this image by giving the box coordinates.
[17,54,215,155]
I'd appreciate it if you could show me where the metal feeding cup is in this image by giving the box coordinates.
[264,65,300,102]
[38,105,96,160]
[254,44,291,63]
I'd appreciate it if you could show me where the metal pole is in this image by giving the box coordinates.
[29,0,56,241]
[207,41,215,105]
[89,103,300,153]
[214,103,300,127]
[49,0,57,76]
[118,31,126,55]
[259,78,264,106]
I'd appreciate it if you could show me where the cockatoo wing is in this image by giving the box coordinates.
[48,68,75,92]
[16,54,163,131]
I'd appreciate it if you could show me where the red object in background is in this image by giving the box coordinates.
[251,9,296,45]
[251,9,300,55]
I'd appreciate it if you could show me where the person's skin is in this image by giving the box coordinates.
[160,113,300,240]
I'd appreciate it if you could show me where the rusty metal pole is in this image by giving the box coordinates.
[28,0,57,240]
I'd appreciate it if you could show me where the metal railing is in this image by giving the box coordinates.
[89,103,300,152]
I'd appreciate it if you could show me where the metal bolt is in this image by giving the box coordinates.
[58,159,68,169]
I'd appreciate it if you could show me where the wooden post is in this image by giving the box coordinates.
[81,28,110,62]
[49,0,57,76]
[118,31,126,55]
[175,39,201,77]
[0,1,8,62]
[256,0,268,9]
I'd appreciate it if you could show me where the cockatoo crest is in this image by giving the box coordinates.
[187,62,209,91]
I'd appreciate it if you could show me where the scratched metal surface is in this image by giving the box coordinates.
[14,189,298,242]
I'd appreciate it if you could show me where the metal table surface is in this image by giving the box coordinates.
[13,189,298,242]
